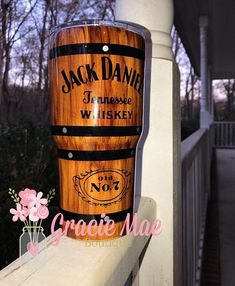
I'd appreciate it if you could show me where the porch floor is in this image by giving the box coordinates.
[202,149,235,286]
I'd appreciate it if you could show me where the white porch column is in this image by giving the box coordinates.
[115,1,182,286]
[199,16,213,128]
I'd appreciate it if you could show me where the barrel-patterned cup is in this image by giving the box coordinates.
[49,20,145,240]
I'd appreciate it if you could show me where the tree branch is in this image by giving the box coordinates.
[9,0,38,43]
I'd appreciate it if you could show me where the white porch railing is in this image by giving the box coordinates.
[214,121,235,148]
[181,128,212,286]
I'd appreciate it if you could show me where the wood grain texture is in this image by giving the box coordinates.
[49,23,145,239]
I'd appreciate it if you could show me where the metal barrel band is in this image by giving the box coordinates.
[51,125,142,137]
[57,148,136,161]
[49,43,144,60]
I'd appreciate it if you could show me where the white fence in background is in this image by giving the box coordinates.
[214,121,235,148]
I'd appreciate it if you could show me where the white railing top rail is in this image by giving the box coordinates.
[181,128,208,164]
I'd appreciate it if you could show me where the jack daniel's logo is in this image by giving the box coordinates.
[61,56,143,96]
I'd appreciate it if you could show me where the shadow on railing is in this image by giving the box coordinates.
[181,126,213,286]
[214,121,235,148]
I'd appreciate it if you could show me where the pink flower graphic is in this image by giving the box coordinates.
[10,204,27,222]
[19,188,36,206]
[29,192,47,208]
[23,207,30,217]
[29,207,40,222]
[8,188,56,259]
[37,205,49,219]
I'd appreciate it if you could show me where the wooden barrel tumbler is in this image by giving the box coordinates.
[49,21,145,240]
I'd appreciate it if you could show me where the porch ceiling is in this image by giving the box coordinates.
[174,0,235,79]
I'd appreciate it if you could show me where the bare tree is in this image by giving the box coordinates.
[172,26,200,122]
[172,27,181,60]
[0,0,115,124]
[0,0,37,120]
[37,1,49,91]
